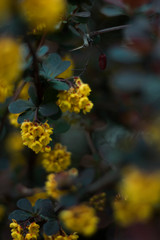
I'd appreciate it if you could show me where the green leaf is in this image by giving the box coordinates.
[34,199,44,213]
[54,119,70,134]
[28,85,38,106]
[39,103,59,116]
[40,53,71,79]
[101,6,125,17]
[8,100,34,114]
[8,210,32,221]
[34,199,55,218]
[43,220,59,236]
[50,80,70,91]
[74,11,91,23]
[18,109,35,124]
[48,109,62,122]
[74,11,91,18]
[17,198,33,213]
[37,46,49,57]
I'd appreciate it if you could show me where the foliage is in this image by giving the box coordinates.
[0,0,160,240]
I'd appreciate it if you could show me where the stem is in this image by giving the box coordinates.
[89,24,128,37]
[85,130,97,155]
[37,32,47,50]
[26,38,43,104]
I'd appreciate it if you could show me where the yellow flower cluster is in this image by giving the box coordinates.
[0,0,10,22]
[45,173,65,199]
[20,0,66,32]
[10,220,40,240]
[89,192,106,211]
[42,143,71,173]
[45,168,78,199]
[57,77,93,114]
[57,55,75,79]
[25,222,40,240]
[21,121,53,154]
[59,204,99,236]
[43,230,78,240]
[0,38,22,102]
[0,82,13,103]
[10,219,23,240]
[113,167,160,226]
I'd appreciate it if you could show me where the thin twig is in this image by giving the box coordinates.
[37,32,47,51]
[89,24,128,37]
[85,130,97,155]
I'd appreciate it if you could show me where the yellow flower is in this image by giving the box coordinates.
[0,81,14,102]
[27,222,40,236]
[0,38,22,84]
[89,192,106,211]
[10,220,40,240]
[21,121,53,154]
[113,199,153,227]
[57,55,75,79]
[113,167,160,226]
[57,77,93,114]
[10,219,24,240]
[5,132,23,152]
[0,0,10,22]
[59,204,99,236]
[9,114,20,128]
[42,143,71,173]
[10,219,22,233]
[25,233,37,240]
[45,173,64,199]
[20,0,67,32]
[11,231,24,240]
[45,169,78,199]
[44,231,79,240]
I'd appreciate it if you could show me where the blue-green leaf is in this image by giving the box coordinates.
[17,198,33,213]
[8,100,34,114]
[8,210,32,221]
[40,53,71,80]
[43,220,59,236]
[101,6,125,17]
[28,85,38,106]
[37,46,49,57]
[50,80,70,91]
[39,103,59,116]
[34,199,55,218]
[18,109,35,124]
